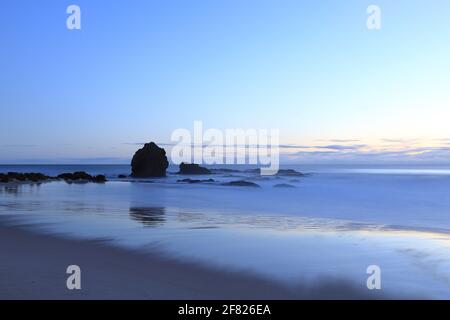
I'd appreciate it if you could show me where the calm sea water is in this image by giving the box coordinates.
[1,164,450,298]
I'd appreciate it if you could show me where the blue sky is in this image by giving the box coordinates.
[1,0,450,164]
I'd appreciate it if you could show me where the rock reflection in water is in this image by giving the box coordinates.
[0,183,42,196]
[129,207,166,227]
[0,185,19,195]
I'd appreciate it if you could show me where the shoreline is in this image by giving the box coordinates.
[0,216,383,300]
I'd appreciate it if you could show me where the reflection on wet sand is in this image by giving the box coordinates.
[129,207,166,227]
[1,185,450,298]
[0,186,19,194]
[172,208,450,241]
[0,183,42,196]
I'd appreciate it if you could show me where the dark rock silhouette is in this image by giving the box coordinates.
[118,174,127,179]
[273,183,296,188]
[177,178,215,184]
[221,180,260,187]
[131,142,169,177]
[0,172,51,183]
[178,163,211,175]
[57,171,91,180]
[276,169,305,177]
[57,171,106,183]
[1,171,106,184]
[92,175,107,183]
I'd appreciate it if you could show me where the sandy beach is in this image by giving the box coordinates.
[0,216,382,300]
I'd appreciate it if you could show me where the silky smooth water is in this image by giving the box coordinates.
[1,164,450,298]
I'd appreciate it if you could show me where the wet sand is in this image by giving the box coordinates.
[0,217,380,300]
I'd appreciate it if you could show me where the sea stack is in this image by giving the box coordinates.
[131,142,169,177]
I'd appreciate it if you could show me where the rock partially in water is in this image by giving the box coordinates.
[178,163,211,175]
[0,171,106,184]
[92,175,107,183]
[131,142,169,177]
[0,174,9,183]
[221,180,260,187]
[276,169,305,177]
[1,172,52,183]
[177,178,215,184]
[57,171,91,181]
[118,174,127,179]
[57,171,106,183]
[273,183,296,188]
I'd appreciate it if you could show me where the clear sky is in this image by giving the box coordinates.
[1,0,450,164]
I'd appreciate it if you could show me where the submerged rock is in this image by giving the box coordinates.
[276,169,305,177]
[178,163,211,175]
[210,168,242,173]
[273,183,296,188]
[177,178,215,184]
[221,180,260,187]
[131,142,169,177]
[245,168,304,176]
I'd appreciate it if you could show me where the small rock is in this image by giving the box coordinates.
[273,183,296,188]
[221,180,260,187]
[57,171,107,183]
[92,175,107,183]
[178,163,211,175]
[276,169,305,177]
[1,172,51,183]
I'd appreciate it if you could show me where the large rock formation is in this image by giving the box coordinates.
[131,142,169,177]
[178,163,211,175]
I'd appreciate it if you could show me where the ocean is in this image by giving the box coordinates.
[1,164,450,298]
